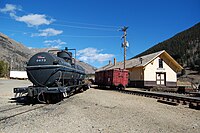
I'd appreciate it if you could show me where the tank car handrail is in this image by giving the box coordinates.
[48,49,60,53]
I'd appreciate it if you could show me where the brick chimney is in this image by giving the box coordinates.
[139,57,143,64]
[109,60,112,65]
[114,58,116,65]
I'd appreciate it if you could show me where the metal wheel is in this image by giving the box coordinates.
[118,84,125,90]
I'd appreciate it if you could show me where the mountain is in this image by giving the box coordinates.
[0,33,32,71]
[133,22,200,70]
[76,60,97,74]
[0,32,96,74]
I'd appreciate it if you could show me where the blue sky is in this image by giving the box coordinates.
[0,0,200,68]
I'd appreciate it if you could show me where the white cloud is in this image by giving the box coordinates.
[0,4,54,27]
[0,4,21,13]
[15,14,55,27]
[32,28,63,37]
[77,47,114,63]
[44,39,66,48]
[44,39,66,45]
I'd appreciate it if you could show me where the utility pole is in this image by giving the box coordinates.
[121,26,128,69]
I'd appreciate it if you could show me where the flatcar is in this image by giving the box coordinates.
[95,69,128,90]
[14,47,89,103]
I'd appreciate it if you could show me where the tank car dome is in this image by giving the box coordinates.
[57,51,72,59]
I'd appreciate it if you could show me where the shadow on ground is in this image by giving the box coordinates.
[9,96,41,105]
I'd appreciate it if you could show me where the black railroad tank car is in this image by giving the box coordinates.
[14,47,89,103]
[27,51,85,87]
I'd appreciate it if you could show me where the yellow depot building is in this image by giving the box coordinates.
[97,50,183,88]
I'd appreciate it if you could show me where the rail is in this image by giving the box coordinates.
[117,89,200,110]
[0,105,47,122]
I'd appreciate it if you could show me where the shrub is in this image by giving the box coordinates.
[0,60,9,77]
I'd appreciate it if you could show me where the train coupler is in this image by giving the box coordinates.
[13,87,28,93]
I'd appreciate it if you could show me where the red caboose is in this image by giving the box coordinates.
[95,69,129,90]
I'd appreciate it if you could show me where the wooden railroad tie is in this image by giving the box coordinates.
[157,99,179,106]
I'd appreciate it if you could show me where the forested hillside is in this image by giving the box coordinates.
[134,22,200,71]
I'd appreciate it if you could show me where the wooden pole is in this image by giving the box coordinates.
[121,26,128,69]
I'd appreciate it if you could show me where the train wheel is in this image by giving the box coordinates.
[87,84,91,89]
[82,84,89,91]
[111,85,116,90]
[44,93,51,104]
[118,85,125,90]
[44,93,63,104]
[78,87,84,93]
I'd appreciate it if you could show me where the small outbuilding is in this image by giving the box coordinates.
[97,50,183,88]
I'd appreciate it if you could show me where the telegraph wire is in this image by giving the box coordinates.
[0,17,119,29]
[0,14,121,37]
[51,23,117,31]
[0,16,120,31]
[56,19,119,28]
[0,16,11,19]
[60,35,120,38]
[0,3,121,31]
[0,28,120,38]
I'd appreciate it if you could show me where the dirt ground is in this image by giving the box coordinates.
[0,79,32,105]
[0,79,200,133]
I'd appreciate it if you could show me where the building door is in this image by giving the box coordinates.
[156,73,166,86]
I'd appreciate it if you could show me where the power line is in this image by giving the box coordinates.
[0,28,120,38]
[51,23,117,31]
[56,19,120,28]
[0,29,31,33]
[0,16,119,28]
[0,16,119,31]
[0,16,12,19]
[60,35,120,38]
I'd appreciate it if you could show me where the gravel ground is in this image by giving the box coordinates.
[0,79,32,106]
[0,79,200,133]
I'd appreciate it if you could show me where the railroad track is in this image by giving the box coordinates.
[0,104,47,122]
[0,87,84,122]
[0,105,24,113]
[0,94,76,122]
[116,89,200,110]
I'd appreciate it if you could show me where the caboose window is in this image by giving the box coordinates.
[159,59,163,68]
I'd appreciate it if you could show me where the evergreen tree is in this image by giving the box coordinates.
[0,60,9,77]
[133,22,200,69]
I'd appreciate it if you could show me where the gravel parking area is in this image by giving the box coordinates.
[0,79,200,133]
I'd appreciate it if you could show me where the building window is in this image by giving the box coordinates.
[159,59,163,68]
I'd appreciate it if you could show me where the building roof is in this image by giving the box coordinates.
[126,50,165,68]
[97,50,183,72]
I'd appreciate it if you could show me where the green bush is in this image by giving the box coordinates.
[0,60,9,77]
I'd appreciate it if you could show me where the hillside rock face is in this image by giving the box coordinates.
[0,33,96,74]
[76,60,97,74]
[0,33,32,71]
[134,22,200,70]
